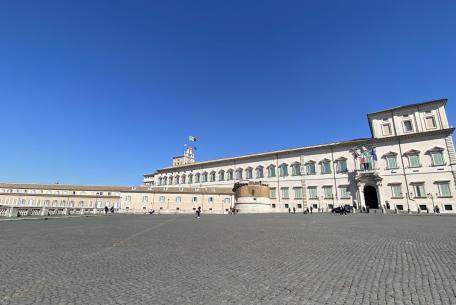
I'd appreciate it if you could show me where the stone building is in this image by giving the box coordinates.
[1,98,455,216]
[144,98,456,214]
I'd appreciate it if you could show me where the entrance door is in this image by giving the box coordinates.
[364,185,379,209]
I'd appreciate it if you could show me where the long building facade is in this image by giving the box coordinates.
[144,99,456,214]
[1,98,455,216]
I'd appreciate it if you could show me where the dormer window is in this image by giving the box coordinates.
[403,120,413,133]
[382,123,392,136]
[425,116,437,129]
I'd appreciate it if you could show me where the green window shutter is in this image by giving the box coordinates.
[432,152,444,166]
[409,155,420,167]
[387,157,397,169]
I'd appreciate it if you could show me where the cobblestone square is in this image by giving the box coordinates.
[0,214,455,305]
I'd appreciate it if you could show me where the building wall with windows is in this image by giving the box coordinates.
[0,184,234,215]
[145,99,456,214]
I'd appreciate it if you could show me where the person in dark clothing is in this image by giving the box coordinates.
[110,206,114,213]
[288,207,291,214]
[293,207,296,214]
[104,206,109,214]
[310,207,313,214]
[196,206,201,218]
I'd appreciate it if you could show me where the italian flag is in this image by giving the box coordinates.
[189,136,197,142]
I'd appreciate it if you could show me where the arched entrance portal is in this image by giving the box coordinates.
[364,185,379,209]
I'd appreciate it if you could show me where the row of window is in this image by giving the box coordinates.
[157,149,446,185]
[380,113,438,136]
[157,196,231,204]
[0,198,119,208]
[269,186,351,200]
[0,189,118,196]
[390,181,451,198]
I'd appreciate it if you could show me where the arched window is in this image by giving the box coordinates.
[227,169,234,180]
[202,172,208,183]
[169,176,173,185]
[245,167,253,179]
[188,174,193,184]
[181,174,186,184]
[158,177,162,186]
[218,170,225,181]
[256,166,264,178]
[267,165,276,177]
[279,163,288,177]
[210,171,216,182]
[291,162,301,176]
[175,175,180,185]
[195,173,201,183]
[163,176,168,185]
[235,168,243,180]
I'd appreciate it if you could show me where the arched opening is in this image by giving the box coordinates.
[364,185,379,209]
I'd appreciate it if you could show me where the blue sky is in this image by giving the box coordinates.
[1,0,456,186]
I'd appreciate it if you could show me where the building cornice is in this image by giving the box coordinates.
[146,128,454,176]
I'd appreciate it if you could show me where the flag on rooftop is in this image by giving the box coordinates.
[189,136,197,142]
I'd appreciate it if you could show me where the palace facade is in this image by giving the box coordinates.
[1,98,455,216]
[144,98,456,214]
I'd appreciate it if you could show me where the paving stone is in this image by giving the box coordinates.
[0,214,455,305]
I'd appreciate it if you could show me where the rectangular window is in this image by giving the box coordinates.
[382,123,392,136]
[284,204,289,209]
[281,187,289,199]
[403,120,413,132]
[292,164,301,176]
[413,183,426,198]
[142,196,148,202]
[192,197,198,203]
[279,166,288,177]
[437,182,451,197]
[336,160,347,173]
[208,197,213,203]
[339,186,350,199]
[293,187,303,199]
[321,162,331,174]
[176,196,181,203]
[425,116,437,129]
[323,186,333,199]
[444,204,453,211]
[386,156,398,169]
[306,163,316,175]
[431,152,444,166]
[308,187,317,199]
[408,154,421,168]
[270,188,276,199]
[159,196,165,203]
[391,184,402,198]
[268,167,276,177]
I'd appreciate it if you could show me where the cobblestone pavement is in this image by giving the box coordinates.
[0,213,455,305]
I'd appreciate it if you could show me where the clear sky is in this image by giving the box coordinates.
[1,0,456,186]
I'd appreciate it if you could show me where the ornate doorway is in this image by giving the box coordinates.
[364,185,379,209]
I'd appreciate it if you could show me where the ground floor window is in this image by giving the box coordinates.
[419,204,427,211]
[444,204,453,211]
[312,204,318,209]
[284,203,289,208]
[297,204,302,209]
[396,204,404,210]
[328,204,334,209]
[271,204,276,208]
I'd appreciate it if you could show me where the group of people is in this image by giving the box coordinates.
[104,206,115,214]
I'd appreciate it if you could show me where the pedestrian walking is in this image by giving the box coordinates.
[104,206,109,214]
[288,207,291,214]
[310,206,313,214]
[196,206,201,218]
[293,207,296,214]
